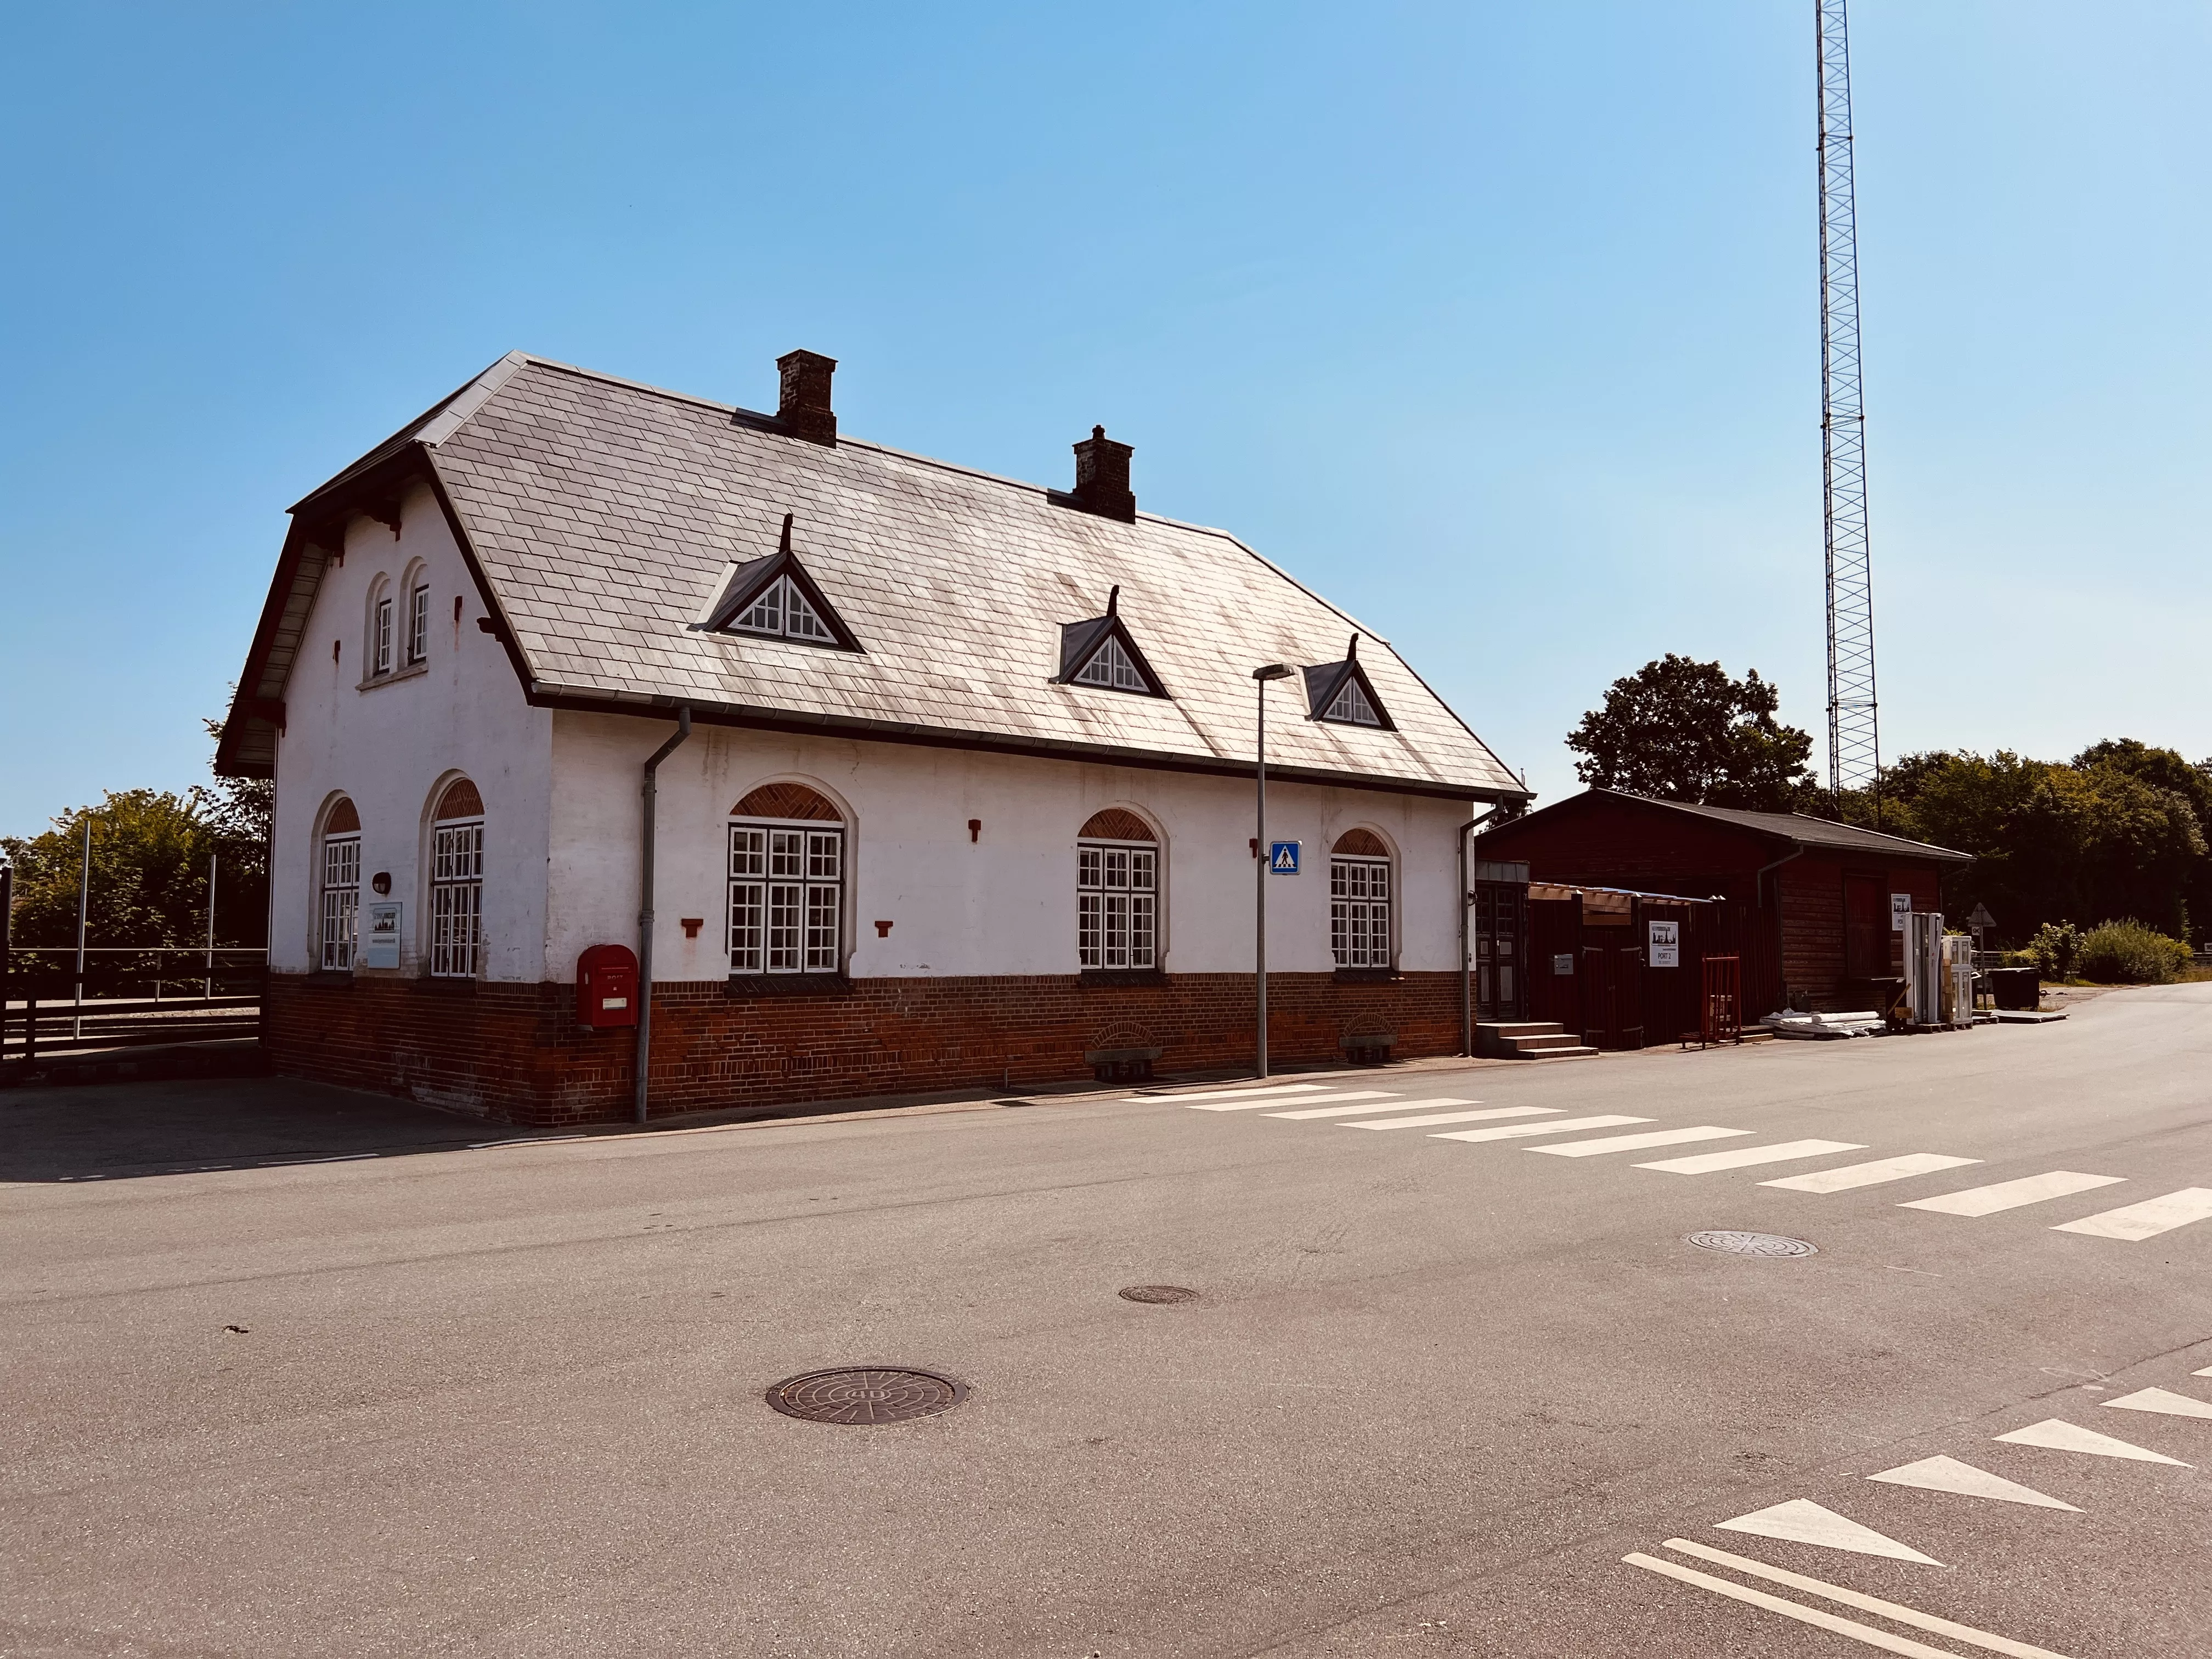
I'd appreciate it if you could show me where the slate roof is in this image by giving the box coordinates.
[223,353,1525,800]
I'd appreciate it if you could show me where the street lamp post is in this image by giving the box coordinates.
[1251,662,1295,1077]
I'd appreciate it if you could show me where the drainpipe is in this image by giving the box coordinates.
[634,706,692,1125]
[1751,843,1807,1011]
[1457,803,1511,1057]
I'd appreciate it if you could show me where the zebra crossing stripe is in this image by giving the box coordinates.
[1532,1126,1752,1158]
[2051,1187,2212,1240]
[1152,1084,1329,1104]
[1431,1114,1650,1145]
[1635,1138,1866,1175]
[1762,1153,1982,1193]
[1268,1098,1486,1120]
[1183,1091,1399,1113]
[1344,1105,1538,1131]
[1899,1171,2125,1217]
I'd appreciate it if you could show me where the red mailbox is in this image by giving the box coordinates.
[577,943,639,1030]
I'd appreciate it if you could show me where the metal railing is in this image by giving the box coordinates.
[3,946,268,1064]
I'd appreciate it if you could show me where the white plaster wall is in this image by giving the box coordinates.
[548,711,1475,982]
[267,481,552,979]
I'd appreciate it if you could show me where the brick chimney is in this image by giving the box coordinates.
[1071,426,1135,521]
[775,349,837,445]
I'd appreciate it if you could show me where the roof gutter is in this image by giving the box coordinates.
[1457,803,1514,1056]
[526,687,1530,808]
[634,705,692,1125]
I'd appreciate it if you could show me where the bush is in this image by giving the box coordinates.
[2074,919,2191,984]
[2025,921,2084,979]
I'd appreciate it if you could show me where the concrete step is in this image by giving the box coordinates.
[1504,1032,1587,1053]
[1478,1022,1562,1039]
[1526,1046,1601,1060]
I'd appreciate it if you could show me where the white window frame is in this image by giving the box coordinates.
[1323,677,1380,726]
[430,819,484,978]
[1074,635,1147,693]
[1077,838,1157,970]
[371,595,394,677]
[1330,854,1392,968]
[729,819,844,974]
[407,582,430,664]
[730,575,836,644]
[320,833,360,971]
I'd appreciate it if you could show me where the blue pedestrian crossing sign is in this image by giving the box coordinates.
[1268,840,1301,874]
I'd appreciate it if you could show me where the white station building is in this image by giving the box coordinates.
[218,350,1528,1123]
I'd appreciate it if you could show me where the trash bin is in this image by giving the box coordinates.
[1987,967,2039,1011]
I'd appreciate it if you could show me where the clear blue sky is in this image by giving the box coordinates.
[4,2,2206,840]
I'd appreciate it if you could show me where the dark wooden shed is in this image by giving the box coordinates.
[1474,789,1971,1018]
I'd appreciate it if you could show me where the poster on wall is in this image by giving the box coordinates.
[1552,953,1575,975]
[1647,919,1680,968]
[1891,893,1912,932]
[364,902,403,969]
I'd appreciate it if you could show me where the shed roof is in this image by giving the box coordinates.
[1487,788,1972,865]
[219,352,1525,803]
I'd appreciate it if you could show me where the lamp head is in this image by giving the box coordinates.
[1252,663,1295,681]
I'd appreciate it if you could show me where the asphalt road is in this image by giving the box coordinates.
[6,986,2211,1658]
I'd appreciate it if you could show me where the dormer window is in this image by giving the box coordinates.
[1057,586,1168,698]
[733,574,834,642]
[1074,634,1147,692]
[1304,635,1395,730]
[701,513,864,652]
[1324,676,1380,726]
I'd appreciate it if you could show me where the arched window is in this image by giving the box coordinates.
[319,797,361,971]
[729,783,844,974]
[430,778,484,978]
[364,575,395,679]
[400,559,432,665]
[1330,829,1391,969]
[1077,809,1157,971]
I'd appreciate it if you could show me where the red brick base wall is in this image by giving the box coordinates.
[266,971,1466,1127]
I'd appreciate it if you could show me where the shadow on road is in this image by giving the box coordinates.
[0,1076,543,1182]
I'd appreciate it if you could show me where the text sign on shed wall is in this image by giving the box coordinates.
[1552,953,1575,975]
[1891,893,1911,932]
[1647,919,1680,967]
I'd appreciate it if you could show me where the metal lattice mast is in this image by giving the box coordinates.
[1816,0,1879,797]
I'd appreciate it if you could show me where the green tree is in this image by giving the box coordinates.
[3,708,270,992]
[4,791,216,991]
[1836,748,2207,945]
[1565,654,1817,812]
[2073,740,2212,941]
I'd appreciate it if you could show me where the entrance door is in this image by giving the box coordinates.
[1474,882,1527,1020]
[1843,873,1888,979]
[1581,946,1615,1048]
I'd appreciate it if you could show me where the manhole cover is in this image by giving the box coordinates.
[765,1367,967,1425]
[1688,1231,1818,1258]
[1119,1284,1199,1304]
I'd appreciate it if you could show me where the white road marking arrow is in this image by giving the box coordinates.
[1713,1498,1940,1564]
[1867,1455,2079,1510]
[2102,1386,2212,1420]
[1993,1419,2188,1466]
